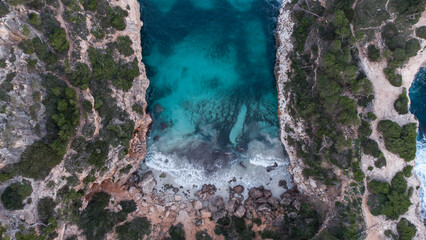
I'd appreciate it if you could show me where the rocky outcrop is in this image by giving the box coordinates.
[275,0,328,201]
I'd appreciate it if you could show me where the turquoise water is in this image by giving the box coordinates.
[409,67,426,218]
[140,0,292,192]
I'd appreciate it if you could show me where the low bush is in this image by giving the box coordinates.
[67,62,91,89]
[367,45,380,61]
[18,141,63,180]
[168,223,186,240]
[397,218,416,240]
[28,12,42,28]
[37,197,56,223]
[48,28,69,53]
[405,39,420,58]
[377,120,417,161]
[195,231,212,240]
[368,180,390,194]
[116,36,134,56]
[1,180,32,210]
[116,217,151,240]
[78,192,129,239]
[416,26,426,39]
[367,172,412,219]
[384,67,402,87]
[403,165,413,178]
[0,1,9,17]
[214,216,255,240]
[394,91,409,114]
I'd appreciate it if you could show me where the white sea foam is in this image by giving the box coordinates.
[145,142,293,198]
[415,138,426,218]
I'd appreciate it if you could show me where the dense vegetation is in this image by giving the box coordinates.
[1,180,32,210]
[166,223,186,240]
[77,192,133,239]
[394,89,409,114]
[381,22,422,86]
[214,215,255,239]
[115,217,151,240]
[377,120,417,161]
[397,218,417,240]
[367,172,412,219]
[367,45,380,61]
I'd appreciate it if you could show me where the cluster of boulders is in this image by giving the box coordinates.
[126,170,303,234]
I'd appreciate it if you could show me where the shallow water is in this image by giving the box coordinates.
[140,0,292,195]
[409,67,426,218]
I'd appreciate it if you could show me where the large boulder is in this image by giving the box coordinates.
[138,171,157,194]
[212,210,227,222]
[233,185,244,194]
[234,205,246,218]
[248,188,263,199]
[225,199,236,213]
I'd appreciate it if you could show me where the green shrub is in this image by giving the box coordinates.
[362,139,382,158]
[18,141,63,180]
[367,45,380,61]
[377,120,417,161]
[195,231,212,240]
[0,59,5,68]
[110,6,128,31]
[28,12,42,27]
[116,217,151,240]
[384,67,402,87]
[374,157,387,168]
[119,200,136,214]
[67,62,91,89]
[368,180,390,194]
[116,36,134,56]
[252,218,261,226]
[27,58,37,69]
[0,1,9,17]
[359,120,372,140]
[82,100,92,113]
[416,26,426,39]
[367,172,412,219]
[78,192,129,239]
[168,223,185,240]
[367,112,377,120]
[37,197,56,223]
[1,180,33,210]
[19,39,35,54]
[132,103,143,114]
[397,218,416,240]
[405,39,420,58]
[8,0,32,6]
[394,91,409,114]
[32,37,57,65]
[403,165,413,178]
[82,0,97,11]
[48,28,69,53]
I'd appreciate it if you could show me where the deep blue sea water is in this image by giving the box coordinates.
[140,0,292,194]
[409,67,426,217]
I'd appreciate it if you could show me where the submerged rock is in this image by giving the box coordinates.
[233,185,244,194]
[248,187,263,199]
[279,180,288,189]
[154,103,164,114]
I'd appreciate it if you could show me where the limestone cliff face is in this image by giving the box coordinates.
[0,0,151,234]
[275,1,328,200]
[95,0,151,186]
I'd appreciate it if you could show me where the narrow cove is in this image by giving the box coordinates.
[139,0,292,196]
